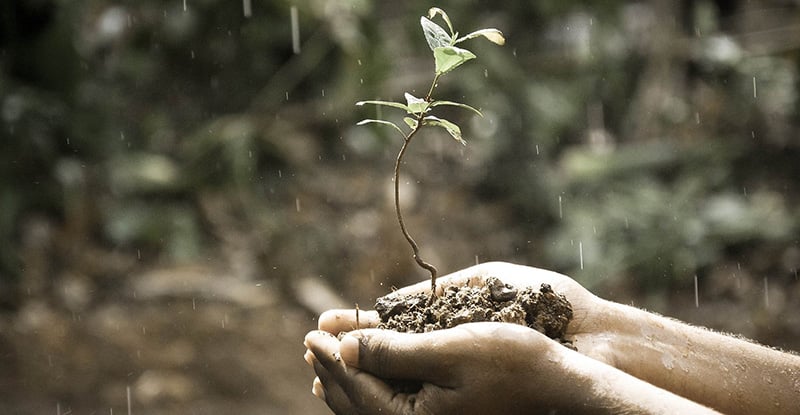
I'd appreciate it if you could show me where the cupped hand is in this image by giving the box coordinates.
[304,321,585,415]
[317,262,616,364]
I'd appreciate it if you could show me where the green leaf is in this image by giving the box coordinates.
[455,28,506,45]
[420,16,452,51]
[430,100,483,117]
[433,46,476,75]
[427,7,454,35]
[356,100,410,112]
[423,116,465,145]
[403,117,418,129]
[404,92,429,115]
[356,119,406,137]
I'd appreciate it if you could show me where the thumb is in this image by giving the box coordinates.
[340,329,456,385]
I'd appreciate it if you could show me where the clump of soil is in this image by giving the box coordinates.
[374,276,574,345]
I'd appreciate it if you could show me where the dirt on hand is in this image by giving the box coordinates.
[374,276,574,345]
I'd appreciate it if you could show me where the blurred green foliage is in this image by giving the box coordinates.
[1,0,799,310]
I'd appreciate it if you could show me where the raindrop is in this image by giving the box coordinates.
[484,68,488,78]
[285,91,289,101]
[357,59,362,66]
[360,78,364,84]
[243,0,252,17]
[190,50,195,59]
[578,242,584,270]
[278,169,282,178]
[321,89,325,97]
[752,76,757,99]
[192,297,196,310]
[695,112,700,124]
[296,197,301,212]
[694,274,699,308]
[291,5,301,54]
[183,0,187,12]
[558,195,563,219]
[535,144,540,155]
[127,386,132,415]
[475,255,479,265]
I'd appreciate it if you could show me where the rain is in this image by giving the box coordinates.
[1,1,799,414]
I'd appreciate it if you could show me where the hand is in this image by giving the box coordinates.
[304,322,588,415]
[317,262,617,365]
[305,262,727,415]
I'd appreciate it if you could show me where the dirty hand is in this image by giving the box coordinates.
[304,322,587,415]
[317,261,617,365]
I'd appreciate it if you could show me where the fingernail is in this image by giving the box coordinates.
[303,350,315,366]
[340,334,360,366]
[312,377,325,400]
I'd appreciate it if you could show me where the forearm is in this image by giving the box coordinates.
[555,345,721,414]
[597,301,800,415]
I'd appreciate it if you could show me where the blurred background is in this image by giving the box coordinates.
[1,0,799,413]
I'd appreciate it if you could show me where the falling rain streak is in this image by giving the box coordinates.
[291,6,301,54]
[578,242,584,270]
[752,76,757,99]
[243,0,252,17]
[694,275,699,308]
[764,277,769,308]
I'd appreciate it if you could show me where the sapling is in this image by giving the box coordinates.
[356,7,505,302]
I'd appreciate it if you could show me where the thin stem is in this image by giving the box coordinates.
[394,75,441,302]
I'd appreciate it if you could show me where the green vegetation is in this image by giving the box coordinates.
[356,7,504,298]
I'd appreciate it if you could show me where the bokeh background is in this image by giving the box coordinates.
[2,0,799,413]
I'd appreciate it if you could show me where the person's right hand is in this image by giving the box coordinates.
[317,261,618,365]
[305,321,601,415]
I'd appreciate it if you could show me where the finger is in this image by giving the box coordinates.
[319,309,381,334]
[308,331,412,414]
[312,357,354,411]
[339,329,466,385]
[312,376,325,400]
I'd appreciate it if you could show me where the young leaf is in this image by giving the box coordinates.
[433,46,476,75]
[455,28,506,45]
[427,7,454,35]
[356,119,406,137]
[404,92,429,115]
[420,17,452,51]
[403,117,418,129]
[356,100,410,112]
[430,100,483,117]
[422,115,465,145]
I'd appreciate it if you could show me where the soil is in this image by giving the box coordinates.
[374,276,575,345]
